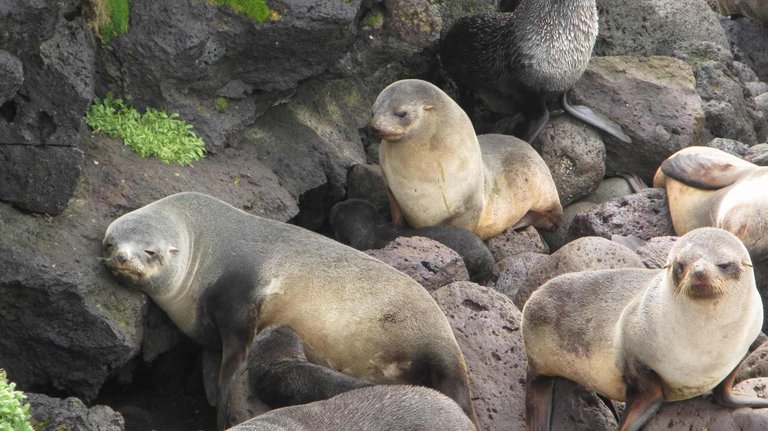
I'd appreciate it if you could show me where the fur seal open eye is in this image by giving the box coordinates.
[102,192,478,429]
[522,227,767,431]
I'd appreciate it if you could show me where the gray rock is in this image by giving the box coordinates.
[0,49,23,104]
[534,116,606,206]
[642,382,768,430]
[550,379,618,431]
[595,0,729,56]
[567,188,676,242]
[635,236,679,269]
[581,176,644,204]
[27,393,125,431]
[515,236,645,308]
[736,341,768,383]
[0,145,84,215]
[365,236,470,292]
[486,225,550,262]
[346,164,389,220]
[706,137,752,156]
[432,282,527,431]
[746,143,768,165]
[570,56,705,183]
[493,252,549,299]
[541,201,597,251]
[720,15,768,83]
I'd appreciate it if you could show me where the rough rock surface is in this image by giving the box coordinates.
[27,393,125,431]
[0,49,23,104]
[534,116,606,206]
[736,342,768,383]
[720,16,768,83]
[345,163,390,220]
[550,379,618,431]
[493,252,549,299]
[567,188,676,243]
[595,0,729,56]
[486,225,550,263]
[365,236,470,291]
[541,201,597,252]
[432,282,527,431]
[516,236,645,308]
[570,56,705,182]
[635,236,679,269]
[581,176,645,204]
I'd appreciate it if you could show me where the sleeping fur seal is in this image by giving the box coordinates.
[226,385,477,431]
[522,227,768,431]
[439,0,630,143]
[102,192,477,429]
[653,146,768,261]
[371,79,563,241]
[329,198,494,283]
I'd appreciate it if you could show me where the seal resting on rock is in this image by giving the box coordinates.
[522,227,768,431]
[371,79,563,241]
[329,198,494,283]
[226,385,477,431]
[102,192,477,429]
[653,146,768,261]
[439,0,630,143]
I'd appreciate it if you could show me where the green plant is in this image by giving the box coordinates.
[212,0,271,23]
[89,0,130,44]
[0,370,33,431]
[216,97,230,111]
[85,93,206,165]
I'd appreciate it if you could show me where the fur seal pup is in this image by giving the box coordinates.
[439,1,630,143]
[371,79,563,241]
[226,385,477,431]
[653,146,768,261]
[102,192,477,429]
[329,198,494,283]
[522,227,768,431]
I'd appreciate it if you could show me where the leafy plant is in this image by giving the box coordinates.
[216,97,230,111]
[0,370,33,431]
[88,0,130,44]
[211,0,271,23]
[85,93,206,165]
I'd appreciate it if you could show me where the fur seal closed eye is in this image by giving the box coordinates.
[439,0,630,143]
[371,79,563,241]
[102,192,478,429]
[522,227,768,431]
[653,146,768,261]
[226,385,477,431]
[329,198,495,283]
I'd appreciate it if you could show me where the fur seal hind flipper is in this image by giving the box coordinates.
[713,357,768,408]
[246,325,374,408]
[562,92,631,143]
[525,374,555,431]
[659,151,752,190]
[618,366,664,431]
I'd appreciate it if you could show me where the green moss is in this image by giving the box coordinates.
[0,370,33,431]
[212,0,272,23]
[365,13,383,29]
[89,0,130,44]
[216,97,230,111]
[84,93,206,165]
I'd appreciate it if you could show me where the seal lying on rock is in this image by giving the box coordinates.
[329,198,494,283]
[102,192,477,429]
[522,227,768,431]
[653,146,768,260]
[439,0,630,143]
[226,385,477,431]
[371,79,563,241]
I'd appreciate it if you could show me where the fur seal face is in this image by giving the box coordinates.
[102,212,187,296]
[665,227,752,300]
[370,80,442,143]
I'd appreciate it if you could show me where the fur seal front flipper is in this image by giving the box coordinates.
[658,149,753,190]
[561,92,631,143]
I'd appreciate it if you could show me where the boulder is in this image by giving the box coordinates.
[0,49,23,104]
[486,225,550,263]
[720,15,768,83]
[345,164,390,220]
[550,379,618,431]
[570,56,705,182]
[635,236,679,269]
[736,341,768,383]
[28,393,125,431]
[540,201,597,251]
[432,282,527,431]
[494,252,549,299]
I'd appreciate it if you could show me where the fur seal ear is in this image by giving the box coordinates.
[660,153,746,190]
[169,246,179,253]
[424,104,435,111]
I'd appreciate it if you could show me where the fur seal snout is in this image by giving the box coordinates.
[372,79,563,240]
[522,227,768,431]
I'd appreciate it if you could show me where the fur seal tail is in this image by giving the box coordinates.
[562,92,631,143]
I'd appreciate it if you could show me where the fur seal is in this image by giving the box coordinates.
[522,227,768,431]
[716,0,768,26]
[439,1,630,143]
[653,146,768,261]
[102,192,477,429]
[226,385,477,431]
[329,198,494,283]
[371,79,563,241]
